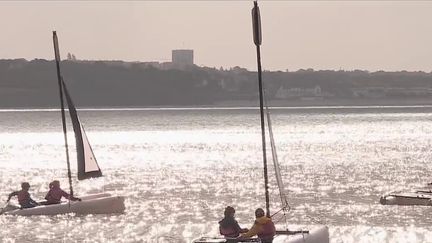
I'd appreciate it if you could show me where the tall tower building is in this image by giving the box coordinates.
[172,49,194,66]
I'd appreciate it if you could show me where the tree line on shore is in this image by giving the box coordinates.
[1,59,432,108]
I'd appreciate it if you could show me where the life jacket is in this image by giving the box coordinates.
[45,187,68,203]
[257,218,276,241]
[219,217,240,238]
[17,191,30,205]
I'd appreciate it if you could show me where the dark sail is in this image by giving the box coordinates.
[61,79,102,180]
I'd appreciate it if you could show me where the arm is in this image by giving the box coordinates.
[29,197,38,205]
[6,191,18,202]
[61,190,81,201]
[70,195,81,202]
[44,191,51,201]
[60,189,71,200]
[240,228,249,233]
[240,223,260,238]
[234,220,248,233]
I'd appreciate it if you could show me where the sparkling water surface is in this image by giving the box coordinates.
[1,107,432,243]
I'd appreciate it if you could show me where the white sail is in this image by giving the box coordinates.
[80,123,101,173]
[264,89,289,210]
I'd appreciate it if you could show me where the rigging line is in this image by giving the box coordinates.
[53,31,74,197]
[272,213,287,224]
[270,204,290,218]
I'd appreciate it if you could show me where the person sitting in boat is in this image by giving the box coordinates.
[239,208,276,243]
[219,206,248,238]
[6,182,39,209]
[44,180,81,205]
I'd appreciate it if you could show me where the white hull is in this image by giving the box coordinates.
[192,225,329,243]
[274,226,329,243]
[4,193,125,216]
[380,192,432,206]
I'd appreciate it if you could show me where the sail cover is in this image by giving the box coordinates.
[61,78,102,180]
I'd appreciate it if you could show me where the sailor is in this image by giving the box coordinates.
[44,180,81,205]
[239,208,276,243]
[219,206,248,238]
[6,182,39,209]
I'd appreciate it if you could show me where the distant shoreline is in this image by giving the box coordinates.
[214,97,432,107]
[3,59,432,111]
[2,98,432,112]
[12,98,432,108]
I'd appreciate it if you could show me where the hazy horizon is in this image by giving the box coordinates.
[1,1,432,72]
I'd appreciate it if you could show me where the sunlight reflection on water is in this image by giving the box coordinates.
[1,108,432,242]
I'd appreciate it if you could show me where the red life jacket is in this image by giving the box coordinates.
[257,219,276,240]
[45,187,69,203]
[17,191,30,205]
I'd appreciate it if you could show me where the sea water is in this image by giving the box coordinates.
[1,107,432,243]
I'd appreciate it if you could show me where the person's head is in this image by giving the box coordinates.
[50,180,60,188]
[224,206,236,218]
[21,182,30,191]
[255,208,265,218]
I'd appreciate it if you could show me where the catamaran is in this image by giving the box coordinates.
[380,188,432,206]
[193,2,329,242]
[2,32,125,216]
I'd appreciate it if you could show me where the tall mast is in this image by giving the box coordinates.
[252,0,270,217]
[52,31,74,197]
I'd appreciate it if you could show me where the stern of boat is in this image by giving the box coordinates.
[191,237,261,243]
[273,225,329,243]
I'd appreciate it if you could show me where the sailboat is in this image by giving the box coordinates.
[380,191,432,206]
[192,2,329,242]
[3,32,125,216]
[380,182,432,206]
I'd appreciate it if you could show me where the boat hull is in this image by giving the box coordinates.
[380,193,432,206]
[274,226,329,243]
[191,225,329,243]
[4,194,125,216]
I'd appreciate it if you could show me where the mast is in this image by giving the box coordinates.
[53,31,74,197]
[252,0,270,217]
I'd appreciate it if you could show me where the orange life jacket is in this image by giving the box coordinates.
[257,219,275,240]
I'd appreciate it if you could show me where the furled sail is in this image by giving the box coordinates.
[264,91,289,210]
[61,78,102,180]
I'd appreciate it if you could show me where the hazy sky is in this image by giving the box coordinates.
[1,1,431,71]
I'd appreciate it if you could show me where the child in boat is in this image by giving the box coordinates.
[6,182,39,209]
[219,206,248,238]
[44,180,81,205]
